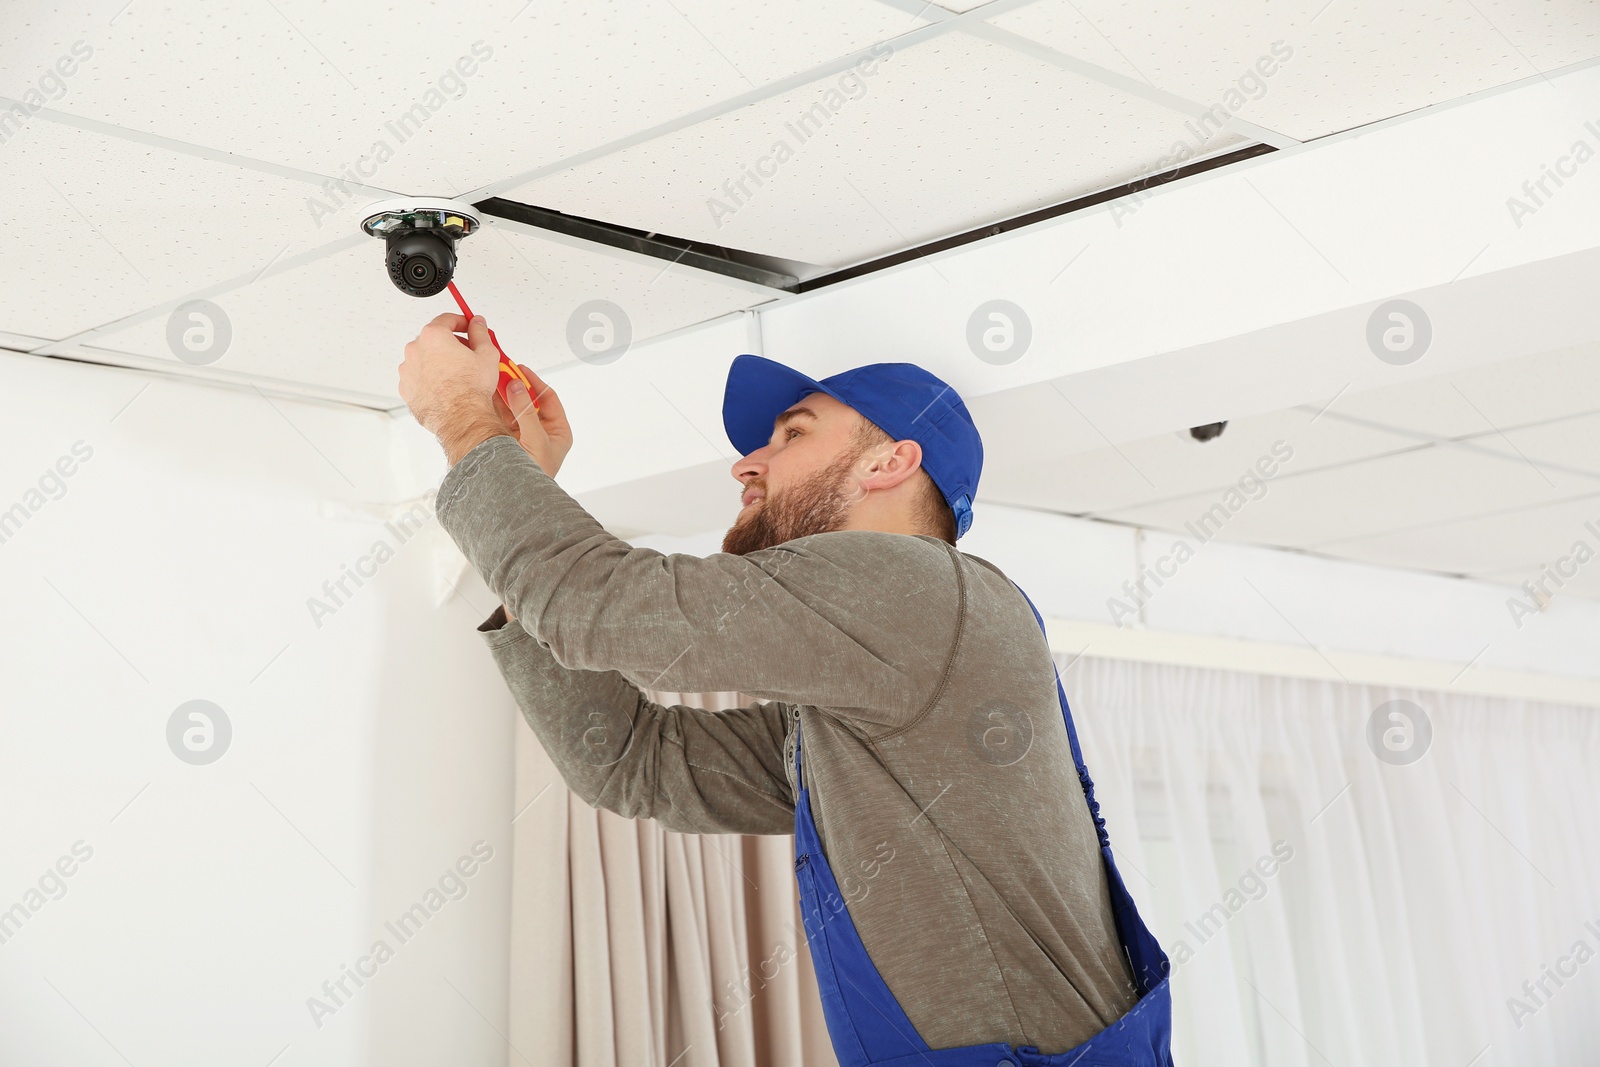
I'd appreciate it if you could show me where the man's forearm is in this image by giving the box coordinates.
[439,402,508,466]
[477,612,796,835]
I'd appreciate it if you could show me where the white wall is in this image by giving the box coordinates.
[0,351,516,1067]
[963,502,1600,683]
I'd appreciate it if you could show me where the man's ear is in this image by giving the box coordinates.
[857,438,923,490]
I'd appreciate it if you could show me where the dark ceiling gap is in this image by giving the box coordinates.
[472,197,803,291]
[473,142,1277,296]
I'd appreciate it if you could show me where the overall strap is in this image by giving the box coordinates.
[794,713,805,790]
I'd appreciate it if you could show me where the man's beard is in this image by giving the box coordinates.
[721,445,863,556]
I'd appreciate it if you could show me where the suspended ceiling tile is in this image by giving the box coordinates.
[1100,443,1600,550]
[1315,490,1600,578]
[990,0,1600,141]
[973,386,1423,515]
[624,0,936,85]
[496,31,1247,268]
[1327,342,1600,443]
[945,0,1162,88]
[92,223,771,402]
[5,0,928,200]
[1468,410,1600,479]
[0,118,348,339]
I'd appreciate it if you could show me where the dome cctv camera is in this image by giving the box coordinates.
[388,230,454,296]
[1189,420,1227,443]
[359,197,482,298]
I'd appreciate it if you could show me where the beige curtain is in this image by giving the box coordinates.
[505,687,840,1067]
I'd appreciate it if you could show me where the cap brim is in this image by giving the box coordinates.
[722,354,837,457]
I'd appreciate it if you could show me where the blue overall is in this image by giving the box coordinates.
[790,582,1174,1067]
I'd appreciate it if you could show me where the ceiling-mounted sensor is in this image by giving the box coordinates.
[359,197,482,298]
[1188,421,1227,442]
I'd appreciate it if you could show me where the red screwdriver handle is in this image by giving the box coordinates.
[446,281,537,409]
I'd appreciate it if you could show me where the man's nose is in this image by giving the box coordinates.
[732,451,767,485]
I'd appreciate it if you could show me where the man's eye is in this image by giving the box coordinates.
[785,427,802,440]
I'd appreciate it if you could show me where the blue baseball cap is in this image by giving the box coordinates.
[721,354,984,538]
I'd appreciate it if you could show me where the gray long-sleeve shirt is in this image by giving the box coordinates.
[435,435,1138,1054]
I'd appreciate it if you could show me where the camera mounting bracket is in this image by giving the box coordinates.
[359,197,482,241]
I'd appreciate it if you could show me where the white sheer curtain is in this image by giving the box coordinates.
[1056,653,1600,1067]
[502,656,1600,1067]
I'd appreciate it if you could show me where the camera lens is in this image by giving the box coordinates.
[405,256,436,288]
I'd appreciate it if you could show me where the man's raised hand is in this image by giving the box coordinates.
[491,362,573,478]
